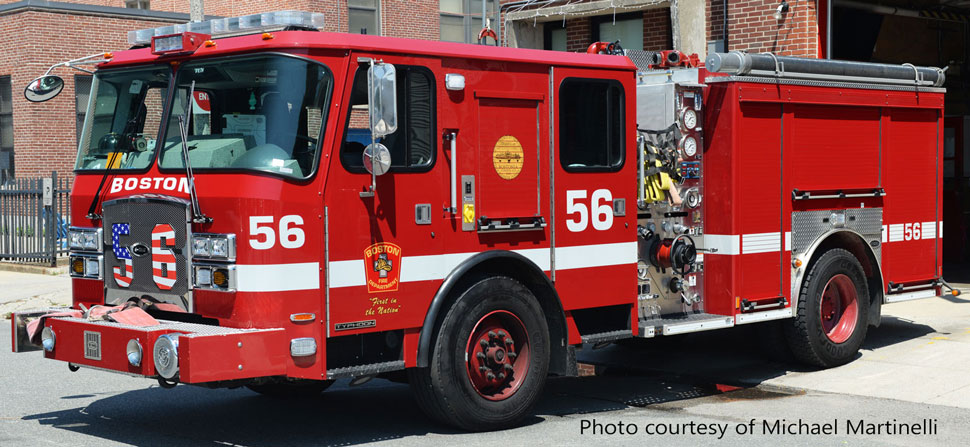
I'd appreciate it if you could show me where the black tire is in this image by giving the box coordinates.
[784,248,870,368]
[408,276,550,431]
[246,379,333,397]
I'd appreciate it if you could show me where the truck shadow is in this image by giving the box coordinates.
[20,316,936,446]
[22,372,724,446]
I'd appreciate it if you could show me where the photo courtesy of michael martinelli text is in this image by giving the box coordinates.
[579,418,940,440]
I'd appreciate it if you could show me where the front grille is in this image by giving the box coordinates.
[102,195,192,311]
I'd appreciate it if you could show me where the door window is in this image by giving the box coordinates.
[341,65,436,172]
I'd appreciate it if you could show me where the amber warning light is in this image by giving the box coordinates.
[152,32,210,55]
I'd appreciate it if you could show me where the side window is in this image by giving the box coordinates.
[341,65,435,172]
[558,78,625,171]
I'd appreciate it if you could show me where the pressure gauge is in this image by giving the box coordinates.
[681,108,698,131]
[681,135,698,157]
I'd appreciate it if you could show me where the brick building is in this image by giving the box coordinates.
[0,0,829,183]
[2,1,970,261]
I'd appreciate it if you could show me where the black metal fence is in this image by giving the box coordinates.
[0,172,71,266]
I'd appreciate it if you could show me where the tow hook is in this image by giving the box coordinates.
[157,377,178,389]
[68,363,80,372]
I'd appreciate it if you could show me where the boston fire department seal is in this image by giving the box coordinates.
[492,135,524,180]
[364,242,402,293]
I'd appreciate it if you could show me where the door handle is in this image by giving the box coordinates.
[444,131,458,214]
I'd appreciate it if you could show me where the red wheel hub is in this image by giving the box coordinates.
[465,310,530,401]
[820,274,859,344]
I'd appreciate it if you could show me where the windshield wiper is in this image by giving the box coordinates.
[178,81,211,224]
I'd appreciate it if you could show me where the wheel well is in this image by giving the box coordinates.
[807,231,884,326]
[415,251,570,375]
[417,250,575,375]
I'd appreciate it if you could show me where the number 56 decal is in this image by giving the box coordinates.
[111,222,177,290]
[249,215,305,250]
[565,189,614,232]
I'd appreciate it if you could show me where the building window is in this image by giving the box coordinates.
[75,75,92,144]
[125,0,150,9]
[592,13,644,51]
[440,0,500,44]
[544,22,566,51]
[559,78,625,172]
[341,65,436,172]
[0,76,12,184]
[349,0,380,35]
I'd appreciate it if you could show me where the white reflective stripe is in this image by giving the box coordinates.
[939,221,943,238]
[328,243,631,289]
[921,221,937,240]
[328,260,365,288]
[784,232,791,252]
[701,234,740,255]
[554,242,635,270]
[742,232,782,254]
[235,262,320,292]
[399,248,552,283]
[888,224,904,242]
[882,225,888,243]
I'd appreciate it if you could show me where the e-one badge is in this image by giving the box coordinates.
[492,135,524,180]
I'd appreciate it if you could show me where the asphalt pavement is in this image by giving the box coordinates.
[1,270,969,446]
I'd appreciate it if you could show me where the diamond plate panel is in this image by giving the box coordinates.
[102,196,192,311]
[845,208,883,235]
[792,208,882,262]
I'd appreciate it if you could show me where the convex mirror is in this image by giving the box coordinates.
[24,75,65,102]
[363,143,392,176]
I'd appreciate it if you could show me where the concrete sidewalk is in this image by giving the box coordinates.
[0,271,70,318]
[583,282,970,411]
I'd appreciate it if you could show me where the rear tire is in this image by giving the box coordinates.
[784,248,869,368]
[409,276,550,431]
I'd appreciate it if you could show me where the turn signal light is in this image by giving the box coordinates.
[290,313,315,323]
[213,269,229,288]
[72,258,84,275]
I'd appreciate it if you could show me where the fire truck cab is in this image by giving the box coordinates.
[12,10,957,431]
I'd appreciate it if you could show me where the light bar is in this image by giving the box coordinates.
[128,10,325,46]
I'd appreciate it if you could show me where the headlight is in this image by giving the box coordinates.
[192,238,210,257]
[191,234,235,261]
[69,227,102,252]
[210,238,228,257]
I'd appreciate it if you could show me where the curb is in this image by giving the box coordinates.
[0,260,69,276]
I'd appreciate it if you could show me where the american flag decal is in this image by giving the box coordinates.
[152,224,177,290]
[112,223,133,288]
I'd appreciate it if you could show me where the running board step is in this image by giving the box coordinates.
[638,312,734,337]
[580,330,633,345]
[326,360,405,380]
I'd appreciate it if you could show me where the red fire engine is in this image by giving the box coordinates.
[11,10,961,430]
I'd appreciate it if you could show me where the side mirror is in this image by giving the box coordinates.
[367,63,398,137]
[24,75,65,102]
[363,143,392,176]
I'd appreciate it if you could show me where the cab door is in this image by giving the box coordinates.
[551,68,638,311]
[324,54,445,338]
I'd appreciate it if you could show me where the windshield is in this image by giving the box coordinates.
[75,66,170,170]
[159,55,332,179]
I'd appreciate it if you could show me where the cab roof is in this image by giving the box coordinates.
[101,30,637,73]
